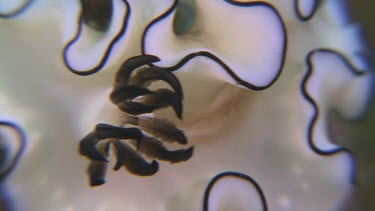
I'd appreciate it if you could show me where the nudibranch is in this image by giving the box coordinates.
[0,0,374,210]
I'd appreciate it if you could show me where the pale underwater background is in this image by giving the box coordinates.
[0,0,374,211]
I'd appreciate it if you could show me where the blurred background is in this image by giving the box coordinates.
[343,1,375,210]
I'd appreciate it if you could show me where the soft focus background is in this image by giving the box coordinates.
[343,1,375,210]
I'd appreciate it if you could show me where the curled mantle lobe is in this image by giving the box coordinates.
[0,0,34,18]
[0,0,374,211]
[61,0,131,75]
[142,0,287,89]
[295,0,321,21]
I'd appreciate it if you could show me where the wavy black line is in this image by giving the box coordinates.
[62,0,131,76]
[294,0,321,21]
[300,48,369,184]
[203,171,268,211]
[141,0,287,91]
[0,0,34,19]
[0,120,27,182]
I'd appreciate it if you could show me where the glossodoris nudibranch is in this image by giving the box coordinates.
[0,0,374,210]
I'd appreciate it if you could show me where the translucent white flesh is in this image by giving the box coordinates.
[0,0,373,210]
